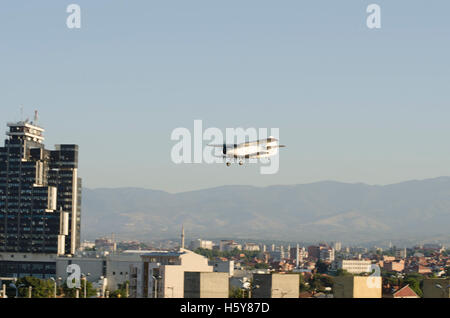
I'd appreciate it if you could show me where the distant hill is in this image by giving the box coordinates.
[81,177,450,244]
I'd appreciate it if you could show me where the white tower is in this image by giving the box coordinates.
[181,225,185,249]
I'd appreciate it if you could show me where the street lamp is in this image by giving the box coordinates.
[81,273,91,298]
[151,275,161,298]
[50,278,57,298]
[125,273,129,298]
[99,275,105,298]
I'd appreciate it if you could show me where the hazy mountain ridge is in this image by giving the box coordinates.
[81,177,450,243]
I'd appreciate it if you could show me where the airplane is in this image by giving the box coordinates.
[208,136,286,166]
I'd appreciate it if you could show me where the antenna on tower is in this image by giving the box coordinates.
[181,224,185,250]
[34,110,39,124]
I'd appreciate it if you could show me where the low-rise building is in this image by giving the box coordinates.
[184,272,229,298]
[422,278,450,298]
[383,260,405,272]
[220,240,242,252]
[252,273,299,298]
[337,260,371,274]
[243,243,260,252]
[334,276,382,298]
[386,285,420,298]
[190,239,214,251]
[130,248,213,298]
[209,260,234,277]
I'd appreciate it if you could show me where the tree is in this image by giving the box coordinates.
[16,277,54,298]
[110,281,129,298]
[404,276,423,297]
[229,286,245,298]
[299,278,309,292]
[318,275,334,288]
[316,260,329,274]
[62,279,97,298]
[336,269,352,276]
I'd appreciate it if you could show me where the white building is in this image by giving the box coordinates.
[56,250,161,295]
[337,259,372,274]
[220,240,242,252]
[243,243,260,252]
[333,242,342,252]
[395,248,407,259]
[190,239,214,250]
[320,248,335,262]
[209,260,234,277]
[130,248,213,298]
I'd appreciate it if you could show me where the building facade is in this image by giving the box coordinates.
[337,260,372,274]
[0,118,81,278]
[130,248,213,298]
[333,276,382,298]
[252,273,300,298]
[184,272,229,298]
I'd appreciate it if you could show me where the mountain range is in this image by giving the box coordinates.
[81,177,450,244]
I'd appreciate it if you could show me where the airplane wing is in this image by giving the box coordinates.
[237,137,278,148]
[233,151,269,159]
[207,144,236,148]
[266,145,287,150]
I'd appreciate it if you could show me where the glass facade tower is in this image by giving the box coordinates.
[0,119,81,257]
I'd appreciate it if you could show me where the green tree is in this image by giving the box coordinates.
[254,263,269,270]
[316,260,330,274]
[336,269,352,276]
[16,277,54,298]
[110,281,129,298]
[404,276,423,297]
[62,279,97,298]
[229,286,245,298]
[299,275,310,292]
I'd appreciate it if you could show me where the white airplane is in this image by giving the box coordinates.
[208,136,286,166]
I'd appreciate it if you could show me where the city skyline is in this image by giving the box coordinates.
[1,1,449,303]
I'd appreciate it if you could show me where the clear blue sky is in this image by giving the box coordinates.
[1,1,449,192]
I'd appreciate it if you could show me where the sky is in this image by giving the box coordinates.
[0,1,449,193]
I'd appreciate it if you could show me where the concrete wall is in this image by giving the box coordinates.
[146,250,213,298]
[423,278,450,298]
[106,254,142,291]
[56,257,104,282]
[271,274,299,298]
[252,274,299,298]
[209,260,234,277]
[184,272,229,298]
[334,276,381,298]
[353,276,381,298]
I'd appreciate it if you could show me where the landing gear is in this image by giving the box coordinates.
[226,160,244,166]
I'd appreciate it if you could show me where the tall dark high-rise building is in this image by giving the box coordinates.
[0,117,81,262]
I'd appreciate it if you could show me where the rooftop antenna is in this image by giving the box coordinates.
[20,105,24,122]
[181,224,185,249]
[34,110,39,125]
[111,232,116,254]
